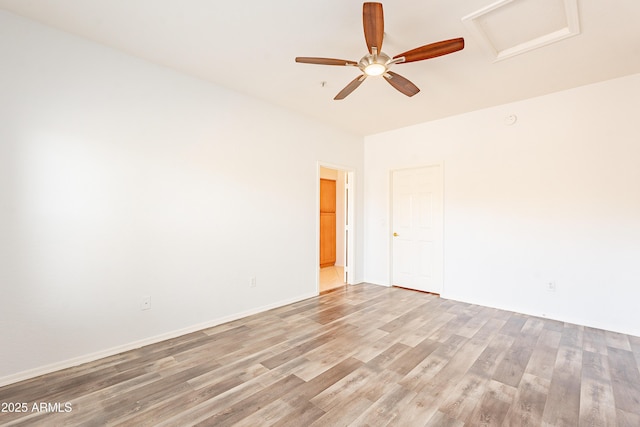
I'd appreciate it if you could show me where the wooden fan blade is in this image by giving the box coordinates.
[334,75,367,100]
[393,38,464,64]
[384,71,420,97]
[363,2,384,54]
[295,57,358,66]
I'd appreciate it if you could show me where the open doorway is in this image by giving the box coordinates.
[318,165,354,293]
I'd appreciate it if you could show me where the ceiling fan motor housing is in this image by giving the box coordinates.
[359,51,391,76]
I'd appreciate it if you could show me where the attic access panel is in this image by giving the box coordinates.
[462,0,580,62]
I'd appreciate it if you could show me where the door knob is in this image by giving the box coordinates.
[393,232,399,237]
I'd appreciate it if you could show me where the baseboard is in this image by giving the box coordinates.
[441,292,640,338]
[0,291,317,388]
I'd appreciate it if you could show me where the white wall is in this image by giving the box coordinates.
[0,11,363,384]
[319,167,338,180]
[364,72,640,337]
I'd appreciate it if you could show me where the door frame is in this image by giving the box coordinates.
[316,162,356,293]
[389,163,444,294]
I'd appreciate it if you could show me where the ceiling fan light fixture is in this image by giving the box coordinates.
[364,63,386,76]
[359,51,391,76]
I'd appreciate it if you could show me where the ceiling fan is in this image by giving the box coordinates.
[295,2,464,100]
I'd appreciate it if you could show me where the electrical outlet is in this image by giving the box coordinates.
[141,295,151,310]
[546,282,556,292]
[249,277,257,288]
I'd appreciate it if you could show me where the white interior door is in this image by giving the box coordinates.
[344,171,355,285]
[392,165,443,293]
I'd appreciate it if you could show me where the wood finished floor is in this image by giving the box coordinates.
[1,284,640,426]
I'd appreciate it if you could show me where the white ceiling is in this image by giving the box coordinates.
[1,0,639,136]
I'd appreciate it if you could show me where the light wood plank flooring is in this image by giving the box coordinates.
[1,284,639,426]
